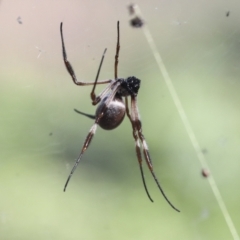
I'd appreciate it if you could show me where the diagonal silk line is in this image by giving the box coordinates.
[135,5,239,240]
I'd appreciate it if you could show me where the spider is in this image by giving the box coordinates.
[60,21,180,212]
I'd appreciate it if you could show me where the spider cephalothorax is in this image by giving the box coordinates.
[60,21,179,212]
[116,76,141,97]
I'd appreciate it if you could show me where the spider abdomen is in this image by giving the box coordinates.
[96,97,125,130]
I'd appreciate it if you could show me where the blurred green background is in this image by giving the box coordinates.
[1,0,240,239]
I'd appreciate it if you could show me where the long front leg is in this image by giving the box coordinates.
[60,22,112,87]
[125,97,153,202]
[131,96,180,212]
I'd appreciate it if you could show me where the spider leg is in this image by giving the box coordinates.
[114,21,120,79]
[125,97,154,202]
[90,48,108,102]
[131,96,180,212]
[64,83,121,191]
[91,80,116,106]
[64,123,98,191]
[74,109,95,120]
[60,22,112,86]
